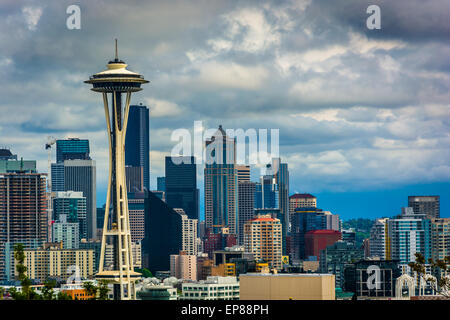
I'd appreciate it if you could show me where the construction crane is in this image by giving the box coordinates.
[46,136,57,242]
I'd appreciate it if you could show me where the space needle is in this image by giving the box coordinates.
[85,40,148,300]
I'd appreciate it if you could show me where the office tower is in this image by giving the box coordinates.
[85,43,148,300]
[125,104,150,191]
[204,126,238,234]
[125,166,143,192]
[244,214,283,270]
[369,218,389,259]
[22,243,94,282]
[236,165,250,182]
[237,181,256,245]
[198,221,207,239]
[53,191,87,241]
[165,156,199,220]
[408,196,440,219]
[180,213,198,256]
[142,191,182,273]
[305,230,342,260]
[289,193,317,231]
[255,171,279,210]
[152,190,165,202]
[291,207,328,261]
[388,207,432,264]
[52,214,80,249]
[324,211,341,231]
[429,218,450,262]
[51,163,65,191]
[319,241,364,289]
[64,160,96,240]
[170,251,197,281]
[271,158,289,239]
[96,206,105,231]
[56,138,90,163]
[128,191,146,243]
[157,177,166,191]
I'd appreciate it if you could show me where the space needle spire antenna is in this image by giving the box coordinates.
[85,40,149,300]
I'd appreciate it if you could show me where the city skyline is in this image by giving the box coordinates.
[0,0,449,221]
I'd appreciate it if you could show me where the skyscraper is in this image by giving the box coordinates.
[52,214,80,249]
[369,218,389,259]
[157,176,166,192]
[204,126,238,234]
[125,104,150,191]
[64,160,96,240]
[272,158,289,239]
[56,138,90,163]
[0,171,47,281]
[408,196,440,219]
[237,181,256,245]
[128,191,146,243]
[142,191,183,273]
[165,156,199,220]
[236,165,250,182]
[180,212,198,256]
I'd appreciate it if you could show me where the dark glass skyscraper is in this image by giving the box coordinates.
[56,138,90,163]
[165,156,199,220]
[142,190,182,273]
[125,104,150,191]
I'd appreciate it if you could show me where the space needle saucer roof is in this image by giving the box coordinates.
[85,40,149,93]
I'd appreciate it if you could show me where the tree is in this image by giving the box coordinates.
[41,280,56,300]
[82,281,98,300]
[56,291,73,300]
[9,243,37,300]
[408,253,450,298]
[97,280,110,300]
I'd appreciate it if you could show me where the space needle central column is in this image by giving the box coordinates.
[85,40,148,300]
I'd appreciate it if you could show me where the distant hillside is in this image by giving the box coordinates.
[341,218,374,247]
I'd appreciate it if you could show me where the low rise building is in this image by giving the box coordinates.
[181,276,239,300]
[240,273,335,300]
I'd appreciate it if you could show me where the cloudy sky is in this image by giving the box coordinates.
[0,0,449,219]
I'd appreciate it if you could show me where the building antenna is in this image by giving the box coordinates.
[115,39,118,60]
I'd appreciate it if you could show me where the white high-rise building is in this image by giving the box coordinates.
[178,211,199,256]
[369,218,389,259]
[52,214,80,249]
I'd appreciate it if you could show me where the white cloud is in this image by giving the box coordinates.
[22,6,42,31]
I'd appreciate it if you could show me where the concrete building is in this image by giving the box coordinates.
[128,191,146,243]
[240,273,335,300]
[20,243,94,282]
[170,251,197,281]
[0,171,47,282]
[52,214,80,249]
[244,214,282,270]
[181,276,239,300]
[369,218,389,259]
[180,212,198,256]
[430,218,450,261]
